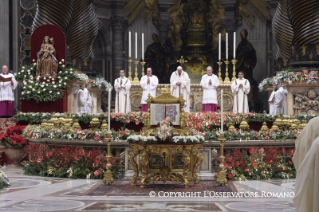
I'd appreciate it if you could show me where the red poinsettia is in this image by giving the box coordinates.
[289,149,295,156]
[0,125,28,148]
[249,147,256,154]
[94,170,101,176]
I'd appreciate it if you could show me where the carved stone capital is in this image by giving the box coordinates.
[111,16,125,30]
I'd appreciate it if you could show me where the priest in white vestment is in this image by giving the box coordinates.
[170,66,191,112]
[200,66,219,112]
[140,67,159,112]
[274,84,284,115]
[268,84,277,115]
[0,65,17,117]
[231,71,250,113]
[277,84,288,114]
[78,83,93,114]
[293,117,319,212]
[114,70,131,113]
[293,116,319,171]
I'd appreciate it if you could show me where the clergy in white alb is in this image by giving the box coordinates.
[140,67,159,112]
[0,65,17,117]
[114,70,131,113]
[274,84,284,115]
[268,85,277,115]
[78,83,93,114]
[293,116,319,171]
[170,66,191,112]
[231,71,250,113]
[200,66,219,112]
[293,134,319,212]
[277,84,287,114]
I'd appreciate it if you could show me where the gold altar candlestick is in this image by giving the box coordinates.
[132,60,140,84]
[103,135,114,185]
[127,57,133,81]
[140,59,146,77]
[223,60,231,84]
[216,134,228,186]
[217,61,223,84]
[231,58,237,82]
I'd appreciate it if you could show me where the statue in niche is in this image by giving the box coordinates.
[36,36,58,78]
[144,34,166,81]
[236,29,257,82]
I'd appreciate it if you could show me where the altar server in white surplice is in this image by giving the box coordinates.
[140,67,158,112]
[201,66,219,112]
[293,117,319,212]
[170,66,191,112]
[78,83,93,114]
[114,70,131,113]
[0,65,17,117]
[274,84,284,115]
[277,84,287,114]
[231,71,250,113]
[268,84,277,115]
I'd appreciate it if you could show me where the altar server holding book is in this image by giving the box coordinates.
[114,69,131,113]
[231,71,250,113]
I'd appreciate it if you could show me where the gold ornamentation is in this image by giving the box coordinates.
[231,59,237,82]
[103,135,114,185]
[127,57,133,81]
[228,124,235,131]
[223,60,231,84]
[128,143,203,188]
[132,60,140,85]
[217,61,223,83]
[177,56,187,67]
[239,120,250,132]
[72,121,81,129]
[90,116,100,131]
[140,59,146,77]
[216,134,227,186]
[100,120,108,130]
[260,122,269,132]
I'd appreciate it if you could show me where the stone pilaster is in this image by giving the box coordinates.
[0,0,9,67]
[159,19,171,44]
[111,16,125,82]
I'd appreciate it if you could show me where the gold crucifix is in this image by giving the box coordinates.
[177,56,187,66]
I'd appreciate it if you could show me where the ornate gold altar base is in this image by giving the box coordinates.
[128,143,203,188]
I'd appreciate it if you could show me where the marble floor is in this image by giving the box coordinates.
[0,166,297,212]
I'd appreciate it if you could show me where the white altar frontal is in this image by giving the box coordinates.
[129,84,233,112]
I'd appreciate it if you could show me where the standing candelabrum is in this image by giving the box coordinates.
[132,60,140,84]
[223,60,231,84]
[140,59,146,77]
[216,134,228,186]
[217,61,223,84]
[103,134,114,185]
[231,58,237,82]
[127,57,133,81]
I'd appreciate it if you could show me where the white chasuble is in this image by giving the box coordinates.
[200,74,219,104]
[268,90,276,115]
[140,75,159,104]
[114,77,131,113]
[170,71,191,112]
[0,73,17,101]
[231,78,250,113]
[78,88,93,114]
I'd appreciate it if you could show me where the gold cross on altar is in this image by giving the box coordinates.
[177,56,187,66]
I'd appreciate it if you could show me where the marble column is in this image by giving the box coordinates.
[111,16,125,83]
[0,0,9,67]
[158,19,171,45]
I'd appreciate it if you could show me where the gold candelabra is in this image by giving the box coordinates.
[231,58,237,82]
[103,134,114,185]
[223,60,231,84]
[217,61,223,84]
[216,134,228,186]
[127,57,133,81]
[140,59,146,77]
[132,60,140,84]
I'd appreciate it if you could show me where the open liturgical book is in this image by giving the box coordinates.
[150,103,180,125]
[0,76,12,82]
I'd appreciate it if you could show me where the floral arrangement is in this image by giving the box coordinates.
[126,135,158,144]
[222,147,295,180]
[14,112,146,125]
[0,166,10,189]
[171,135,205,144]
[23,144,122,179]
[258,69,319,91]
[0,125,27,148]
[126,135,205,144]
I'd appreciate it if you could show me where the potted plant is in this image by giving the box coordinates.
[0,125,27,166]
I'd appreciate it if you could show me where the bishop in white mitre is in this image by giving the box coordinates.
[293,116,319,212]
[0,65,17,117]
[200,66,219,112]
[114,69,131,113]
[231,71,250,113]
[78,83,93,114]
[140,67,159,112]
[170,66,191,112]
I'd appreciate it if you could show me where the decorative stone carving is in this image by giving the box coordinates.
[293,89,319,115]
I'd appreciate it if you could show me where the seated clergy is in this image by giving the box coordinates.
[78,83,93,114]
[114,69,131,113]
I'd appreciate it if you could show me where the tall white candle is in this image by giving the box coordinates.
[135,32,137,59]
[108,88,111,132]
[226,32,228,60]
[221,89,223,133]
[129,31,131,58]
[233,32,236,58]
[218,33,221,61]
[142,33,144,60]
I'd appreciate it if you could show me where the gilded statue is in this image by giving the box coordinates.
[36,36,58,78]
